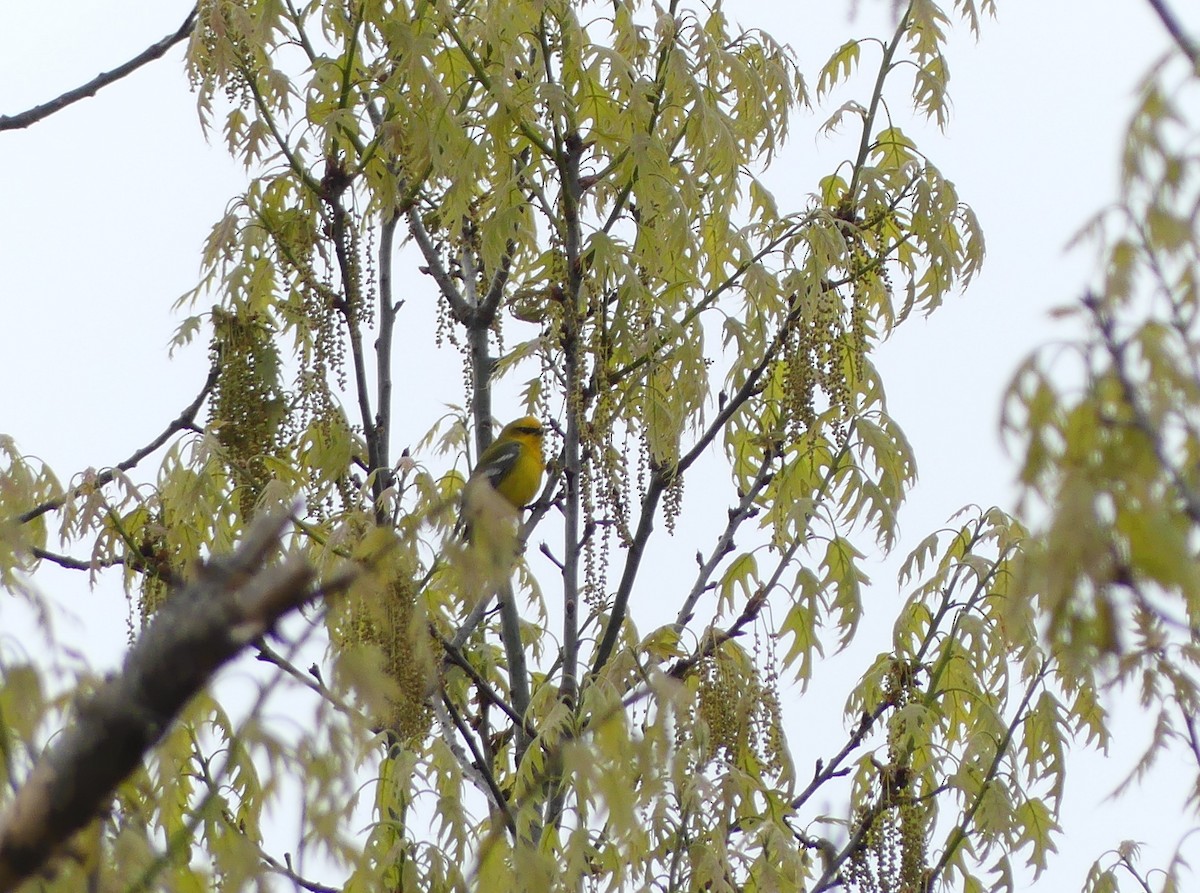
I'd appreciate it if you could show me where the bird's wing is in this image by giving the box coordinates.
[475,440,523,489]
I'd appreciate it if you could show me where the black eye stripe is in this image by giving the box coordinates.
[516,426,543,436]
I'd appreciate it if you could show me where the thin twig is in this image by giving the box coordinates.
[187,654,344,893]
[846,12,909,204]
[28,547,118,573]
[376,210,401,517]
[923,661,1049,889]
[673,453,773,631]
[260,851,340,893]
[18,363,219,525]
[591,279,827,676]
[440,693,517,834]
[791,711,882,813]
[589,470,667,675]
[667,588,770,680]
[436,631,528,731]
[0,7,198,131]
[1145,0,1200,66]
[408,208,474,321]
[255,638,362,724]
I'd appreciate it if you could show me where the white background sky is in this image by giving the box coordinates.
[2,0,1199,889]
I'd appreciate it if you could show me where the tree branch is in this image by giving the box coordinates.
[0,509,346,892]
[673,453,773,631]
[18,362,219,525]
[591,279,822,677]
[791,708,882,814]
[559,129,586,713]
[847,12,909,204]
[455,242,530,766]
[439,692,517,835]
[28,547,119,573]
[255,638,362,725]
[1145,0,1200,66]
[1088,293,1200,526]
[323,177,387,520]
[496,578,533,764]
[436,630,528,732]
[666,587,771,680]
[589,469,667,675]
[376,209,401,517]
[0,7,198,132]
[923,661,1049,890]
[408,208,474,321]
[259,850,340,893]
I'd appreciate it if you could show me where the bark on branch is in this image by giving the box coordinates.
[0,508,339,892]
[18,361,219,526]
[0,7,198,132]
[1146,0,1200,67]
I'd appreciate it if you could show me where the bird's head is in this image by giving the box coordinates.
[499,416,545,451]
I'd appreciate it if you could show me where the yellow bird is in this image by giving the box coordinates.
[468,415,546,511]
[458,417,545,576]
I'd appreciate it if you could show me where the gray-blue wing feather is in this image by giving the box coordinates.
[475,441,522,489]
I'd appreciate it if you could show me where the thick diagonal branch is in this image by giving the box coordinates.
[0,509,338,892]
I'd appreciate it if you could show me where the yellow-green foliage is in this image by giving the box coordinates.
[328,537,435,745]
[696,639,786,777]
[0,439,60,587]
[209,307,286,517]
[1005,52,1200,835]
